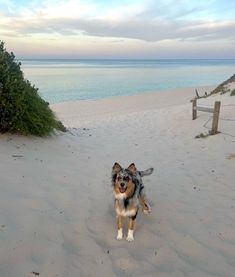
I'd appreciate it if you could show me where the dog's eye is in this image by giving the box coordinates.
[117,176,121,181]
[123,176,130,182]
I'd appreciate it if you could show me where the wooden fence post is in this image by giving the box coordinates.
[192,99,197,120]
[211,101,221,135]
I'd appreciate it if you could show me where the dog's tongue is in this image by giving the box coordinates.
[120,187,126,193]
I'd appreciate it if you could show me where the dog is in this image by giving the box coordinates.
[112,162,153,241]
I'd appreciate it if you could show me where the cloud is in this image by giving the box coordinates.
[1,13,235,43]
[0,0,235,46]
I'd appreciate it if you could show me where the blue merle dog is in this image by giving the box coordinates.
[112,162,153,241]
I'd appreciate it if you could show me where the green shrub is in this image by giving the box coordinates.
[0,41,66,136]
[210,73,235,95]
[230,89,235,96]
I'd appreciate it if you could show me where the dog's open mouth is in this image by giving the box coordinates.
[119,187,126,193]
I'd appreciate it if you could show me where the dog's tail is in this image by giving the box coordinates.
[139,168,154,177]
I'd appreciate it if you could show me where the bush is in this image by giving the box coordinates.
[230,89,235,96]
[195,132,210,139]
[0,41,66,136]
[210,73,235,95]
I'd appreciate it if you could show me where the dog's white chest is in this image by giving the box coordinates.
[116,206,136,217]
[115,199,138,217]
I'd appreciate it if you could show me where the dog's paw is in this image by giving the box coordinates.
[143,208,151,215]
[126,236,134,242]
[117,233,123,240]
[143,202,151,214]
[116,229,123,240]
[126,230,134,242]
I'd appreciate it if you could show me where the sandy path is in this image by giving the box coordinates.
[0,86,235,277]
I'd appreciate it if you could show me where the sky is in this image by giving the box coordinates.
[0,0,235,59]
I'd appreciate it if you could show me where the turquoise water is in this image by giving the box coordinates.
[20,59,235,104]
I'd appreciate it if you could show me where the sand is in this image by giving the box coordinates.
[0,85,235,277]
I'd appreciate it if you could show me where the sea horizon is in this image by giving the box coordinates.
[20,58,235,104]
[19,58,235,60]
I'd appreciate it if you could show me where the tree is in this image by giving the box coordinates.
[0,41,66,136]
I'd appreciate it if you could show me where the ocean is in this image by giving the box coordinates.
[20,59,235,104]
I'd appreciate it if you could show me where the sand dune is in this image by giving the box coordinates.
[0,86,235,277]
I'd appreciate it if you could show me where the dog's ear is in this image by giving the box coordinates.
[112,162,122,175]
[127,163,137,174]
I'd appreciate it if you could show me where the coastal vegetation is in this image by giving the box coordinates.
[193,73,235,100]
[210,73,235,95]
[0,41,65,136]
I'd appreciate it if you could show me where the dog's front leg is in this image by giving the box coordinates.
[116,215,124,240]
[127,213,137,242]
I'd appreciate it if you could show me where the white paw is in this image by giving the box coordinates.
[117,229,123,240]
[126,235,134,242]
[126,230,134,242]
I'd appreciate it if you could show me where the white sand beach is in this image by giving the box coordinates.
[1,85,235,277]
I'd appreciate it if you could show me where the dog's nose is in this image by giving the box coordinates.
[120,183,125,187]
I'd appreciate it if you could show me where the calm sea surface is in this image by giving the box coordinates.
[20,59,235,104]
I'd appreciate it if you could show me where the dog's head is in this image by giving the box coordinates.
[112,162,136,197]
